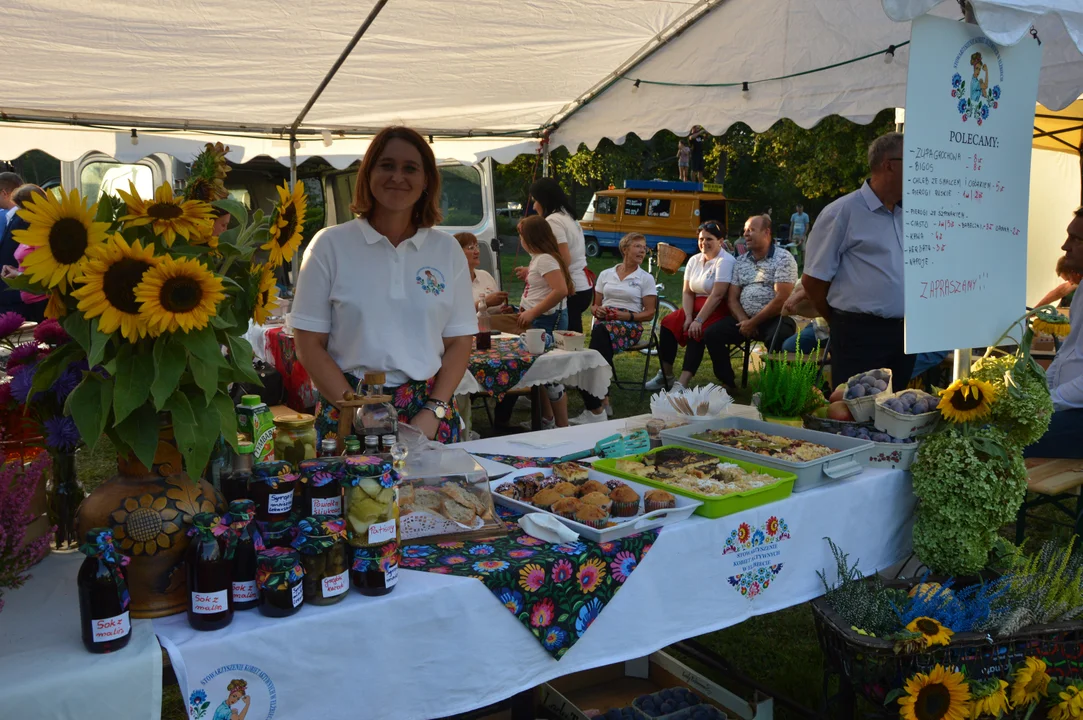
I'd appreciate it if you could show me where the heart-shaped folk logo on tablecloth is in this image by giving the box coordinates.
[722,516,791,599]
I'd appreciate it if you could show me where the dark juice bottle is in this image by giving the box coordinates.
[186,512,234,631]
[220,440,253,504]
[227,500,260,611]
[77,528,132,654]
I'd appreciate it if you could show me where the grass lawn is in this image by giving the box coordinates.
[71,247,1067,720]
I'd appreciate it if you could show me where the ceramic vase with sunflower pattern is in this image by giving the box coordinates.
[76,424,223,618]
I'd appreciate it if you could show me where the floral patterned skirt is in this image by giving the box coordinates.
[594,320,643,353]
[314,374,463,446]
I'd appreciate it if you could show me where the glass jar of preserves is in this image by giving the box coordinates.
[256,547,305,617]
[257,518,297,549]
[77,528,132,654]
[292,516,349,606]
[298,458,343,517]
[273,413,317,467]
[227,500,260,610]
[250,461,297,523]
[185,512,235,631]
[342,456,400,596]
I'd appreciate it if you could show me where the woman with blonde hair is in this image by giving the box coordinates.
[292,126,477,444]
[570,232,657,424]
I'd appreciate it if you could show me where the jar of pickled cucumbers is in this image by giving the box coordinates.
[291,516,349,605]
[273,413,317,468]
[341,456,400,596]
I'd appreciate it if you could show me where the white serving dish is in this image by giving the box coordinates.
[860,439,921,471]
[489,467,701,543]
[873,390,940,439]
[553,330,585,351]
[842,368,893,422]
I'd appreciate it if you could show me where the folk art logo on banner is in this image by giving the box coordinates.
[188,664,277,720]
[950,37,1004,126]
[722,516,790,599]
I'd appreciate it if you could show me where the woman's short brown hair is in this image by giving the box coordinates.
[618,232,646,257]
[350,126,442,227]
[454,232,478,249]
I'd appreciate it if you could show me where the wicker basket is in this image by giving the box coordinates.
[812,588,1083,706]
[656,242,688,274]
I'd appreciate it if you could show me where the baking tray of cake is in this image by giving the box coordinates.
[592,446,796,519]
[489,466,702,543]
[660,417,872,492]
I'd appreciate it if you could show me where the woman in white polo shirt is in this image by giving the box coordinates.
[528,178,591,332]
[291,126,478,444]
[644,221,735,392]
[570,232,658,424]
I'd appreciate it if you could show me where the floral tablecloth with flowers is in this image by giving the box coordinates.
[467,337,538,400]
[402,507,657,659]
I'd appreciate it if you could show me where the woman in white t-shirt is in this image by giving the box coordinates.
[525,178,592,332]
[291,126,478,444]
[645,221,735,392]
[455,232,508,312]
[570,233,658,424]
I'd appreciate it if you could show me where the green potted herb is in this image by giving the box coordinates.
[754,345,824,426]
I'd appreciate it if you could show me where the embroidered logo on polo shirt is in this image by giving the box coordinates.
[416,267,446,296]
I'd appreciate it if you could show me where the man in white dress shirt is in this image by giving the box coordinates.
[1026,208,1083,458]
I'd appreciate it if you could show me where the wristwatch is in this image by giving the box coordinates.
[423,398,451,420]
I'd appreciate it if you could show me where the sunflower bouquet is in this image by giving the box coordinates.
[4,146,308,476]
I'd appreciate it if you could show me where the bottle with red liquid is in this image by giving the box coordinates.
[185,512,235,631]
[77,527,133,654]
[227,500,260,611]
[475,300,492,350]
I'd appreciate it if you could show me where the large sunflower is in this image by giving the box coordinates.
[134,256,226,335]
[1032,315,1070,338]
[262,181,307,267]
[1010,657,1051,708]
[251,263,278,325]
[72,235,159,342]
[905,617,955,647]
[898,665,971,720]
[118,181,214,247]
[1050,684,1083,720]
[937,378,996,423]
[968,679,1008,719]
[13,188,108,291]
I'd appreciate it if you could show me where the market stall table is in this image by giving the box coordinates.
[152,418,914,720]
[0,553,163,720]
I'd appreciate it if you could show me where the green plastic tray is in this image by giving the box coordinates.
[592,445,797,519]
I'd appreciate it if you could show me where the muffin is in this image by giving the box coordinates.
[574,504,609,529]
[552,481,579,497]
[494,482,520,500]
[531,488,563,510]
[644,489,676,512]
[609,485,641,517]
[516,475,543,502]
[605,479,628,492]
[580,491,612,513]
[551,497,582,520]
[576,480,610,498]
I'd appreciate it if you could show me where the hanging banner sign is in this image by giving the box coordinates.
[901,15,1041,353]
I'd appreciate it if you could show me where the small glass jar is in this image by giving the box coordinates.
[350,542,400,597]
[227,500,260,610]
[363,436,380,455]
[186,512,234,631]
[298,459,343,518]
[77,528,132,654]
[256,547,305,618]
[341,457,400,597]
[273,413,317,467]
[258,519,296,549]
[250,461,297,523]
[292,516,349,606]
[380,434,397,453]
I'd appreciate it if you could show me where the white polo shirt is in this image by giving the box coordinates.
[594,266,657,313]
[289,218,478,387]
[685,251,734,297]
[546,210,591,293]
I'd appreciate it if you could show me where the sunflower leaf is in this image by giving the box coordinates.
[883,688,904,706]
[191,351,220,404]
[113,343,155,425]
[62,312,92,355]
[87,318,110,368]
[94,197,113,224]
[226,334,263,386]
[212,197,249,229]
[185,326,227,368]
[115,402,160,470]
[210,392,239,452]
[0,274,45,293]
[28,341,84,399]
[165,390,217,478]
[151,337,187,410]
[67,374,114,451]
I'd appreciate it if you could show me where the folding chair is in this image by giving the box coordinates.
[611,304,667,400]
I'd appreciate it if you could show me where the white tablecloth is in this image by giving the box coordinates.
[154,418,914,720]
[0,553,163,720]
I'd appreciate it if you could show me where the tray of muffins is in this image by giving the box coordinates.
[490,461,702,543]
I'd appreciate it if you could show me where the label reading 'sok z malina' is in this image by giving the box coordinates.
[232,580,259,603]
[192,589,229,614]
[91,611,131,642]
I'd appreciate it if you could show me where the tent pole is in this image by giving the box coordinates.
[289,133,299,288]
[290,0,389,133]
[951,0,977,381]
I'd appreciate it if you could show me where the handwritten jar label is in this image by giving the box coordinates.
[90,611,131,642]
[385,564,399,588]
[267,491,293,515]
[191,589,229,614]
[311,496,342,516]
[232,580,259,603]
[291,582,304,608]
[368,519,396,545]
[321,571,349,598]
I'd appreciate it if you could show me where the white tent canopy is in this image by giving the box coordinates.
[2,0,1082,157]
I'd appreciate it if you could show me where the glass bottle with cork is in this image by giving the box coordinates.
[226,500,261,611]
[342,456,400,596]
[77,528,132,653]
[185,512,235,631]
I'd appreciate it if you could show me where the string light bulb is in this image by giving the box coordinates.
[741,81,750,99]
[321,129,333,147]
[884,45,896,64]
[633,79,641,92]
[129,129,139,146]
[292,139,301,150]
